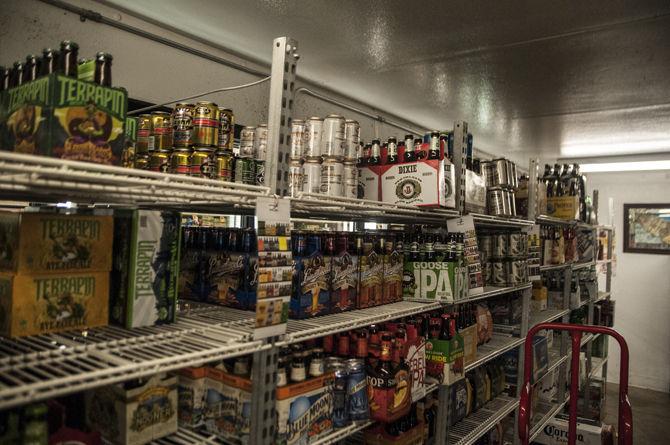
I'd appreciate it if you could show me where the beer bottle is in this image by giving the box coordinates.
[11,61,23,87]
[94,52,113,87]
[447,131,455,161]
[40,48,58,76]
[375,333,396,386]
[368,324,381,365]
[403,134,415,162]
[59,40,79,78]
[23,54,40,83]
[424,233,435,261]
[439,133,449,161]
[440,314,453,340]
[553,163,564,196]
[392,329,406,366]
[0,66,9,91]
[368,139,381,165]
[357,141,367,167]
[428,131,440,159]
[413,138,424,160]
[386,137,399,164]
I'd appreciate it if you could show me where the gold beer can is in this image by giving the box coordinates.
[149,150,170,173]
[190,147,213,178]
[170,149,191,175]
[151,111,173,151]
[217,107,234,151]
[137,114,152,154]
[173,103,194,149]
[134,153,150,170]
[213,150,234,182]
[192,101,219,148]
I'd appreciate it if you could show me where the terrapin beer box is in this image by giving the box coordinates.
[0,212,113,274]
[203,367,252,445]
[122,116,137,168]
[86,373,178,445]
[276,373,334,445]
[0,74,127,164]
[110,210,181,329]
[0,271,109,337]
[379,157,456,208]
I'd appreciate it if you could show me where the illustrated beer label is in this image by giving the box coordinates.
[329,251,357,312]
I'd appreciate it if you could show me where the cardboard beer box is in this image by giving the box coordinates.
[358,237,383,308]
[464,170,486,214]
[425,334,464,385]
[291,245,330,318]
[0,211,113,274]
[460,324,478,367]
[86,373,177,445]
[177,367,207,428]
[380,158,455,208]
[547,196,580,221]
[276,374,334,445]
[382,241,403,304]
[534,417,604,445]
[203,367,252,445]
[363,421,425,445]
[0,271,109,337]
[358,165,382,201]
[110,210,181,329]
[406,260,468,303]
[122,116,137,168]
[328,240,358,313]
[0,74,127,164]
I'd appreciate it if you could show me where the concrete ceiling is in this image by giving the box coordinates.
[101,0,670,160]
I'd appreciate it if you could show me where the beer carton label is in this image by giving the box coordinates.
[402,260,421,300]
[1,74,128,165]
[358,250,383,308]
[367,364,412,423]
[380,159,448,207]
[291,253,330,318]
[177,367,207,428]
[464,170,486,214]
[425,335,465,385]
[0,271,109,337]
[415,261,454,302]
[203,369,252,444]
[382,251,403,304]
[329,252,357,312]
[406,337,427,402]
[358,166,381,201]
[276,377,334,445]
[0,213,20,271]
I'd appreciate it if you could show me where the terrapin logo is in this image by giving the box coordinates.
[55,103,123,163]
[396,179,421,200]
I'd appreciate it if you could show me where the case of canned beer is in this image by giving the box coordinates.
[0,74,128,164]
[110,210,181,329]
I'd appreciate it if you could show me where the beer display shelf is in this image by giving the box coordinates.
[536,215,577,226]
[529,308,570,328]
[597,259,613,265]
[539,262,572,272]
[589,357,608,379]
[464,335,525,372]
[453,282,533,305]
[528,397,570,442]
[572,260,596,271]
[291,193,460,225]
[278,301,443,346]
[151,428,224,445]
[580,333,602,347]
[0,151,270,211]
[469,212,535,229]
[596,291,611,302]
[0,315,269,410]
[446,395,519,445]
[536,347,569,383]
[598,225,614,232]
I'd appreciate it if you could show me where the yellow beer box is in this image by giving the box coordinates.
[547,196,580,221]
[0,212,113,274]
[0,271,109,337]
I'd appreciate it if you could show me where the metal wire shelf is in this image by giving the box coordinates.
[447,395,519,445]
[469,213,535,228]
[465,335,525,372]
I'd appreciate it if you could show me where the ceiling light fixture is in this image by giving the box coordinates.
[580,160,670,172]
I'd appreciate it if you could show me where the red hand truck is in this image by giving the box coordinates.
[518,323,633,445]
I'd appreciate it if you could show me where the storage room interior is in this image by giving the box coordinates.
[1,0,669,444]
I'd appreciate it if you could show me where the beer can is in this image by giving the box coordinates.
[481,161,496,187]
[289,160,304,197]
[255,159,265,186]
[235,157,255,184]
[240,126,256,158]
[254,124,268,160]
[478,235,493,262]
[493,233,508,259]
[213,151,234,181]
[172,103,194,149]
[149,150,170,173]
[484,261,493,285]
[508,233,525,258]
[134,153,149,170]
[290,119,306,160]
[302,160,321,194]
[343,162,358,199]
[322,114,345,160]
[217,108,234,151]
[493,158,509,187]
[346,359,370,421]
[190,148,213,178]
[330,361,349,428]
[491,261,506,287]
[170,149,191,175]
[506,189,517,216]
[305,117,323,160]
[137,114,152,154]
[151,111,173,151]
[192,101,219,147]
[320,159,344,196]
[344,119,360,162]
[506,259,527,286]
[487,186,507,216]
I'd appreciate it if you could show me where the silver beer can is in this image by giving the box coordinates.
[344,119,360,162]
[343,162,358,199]
[302,159,321,194]
[320,159,344,196]
[487,187,507,216]
[508,233,524,258]
[290,119,307,160]
[493,233,508,259]
[493,158,509,187]
[305,117,323,160]
[491,261,507,286]
[254,124,268,161]
[289,160,304,197]
[322,114,345,160]
[484,261,493,285]
[240,126,256,158]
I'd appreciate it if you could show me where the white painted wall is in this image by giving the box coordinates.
[588,170,670,392]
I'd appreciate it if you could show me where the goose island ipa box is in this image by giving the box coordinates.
[110,210,181,328]
[0,74,127,165]
[0,212,113,274]
[0,271,109,337]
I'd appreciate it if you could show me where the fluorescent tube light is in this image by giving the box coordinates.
[580,160,670,172]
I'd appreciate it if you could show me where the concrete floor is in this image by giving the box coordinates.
[603,383,670,444]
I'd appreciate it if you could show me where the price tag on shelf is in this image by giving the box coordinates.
[254,197,291,340]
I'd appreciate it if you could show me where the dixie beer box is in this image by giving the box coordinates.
[0,73,127,165]
[0,211,113,274]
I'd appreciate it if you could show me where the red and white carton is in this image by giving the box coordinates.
[358,165,382,201]
[379,159,456,208]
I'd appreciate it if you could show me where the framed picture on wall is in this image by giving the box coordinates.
[623,204,670,254]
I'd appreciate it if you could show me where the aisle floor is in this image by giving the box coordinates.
[603,383,670,444]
